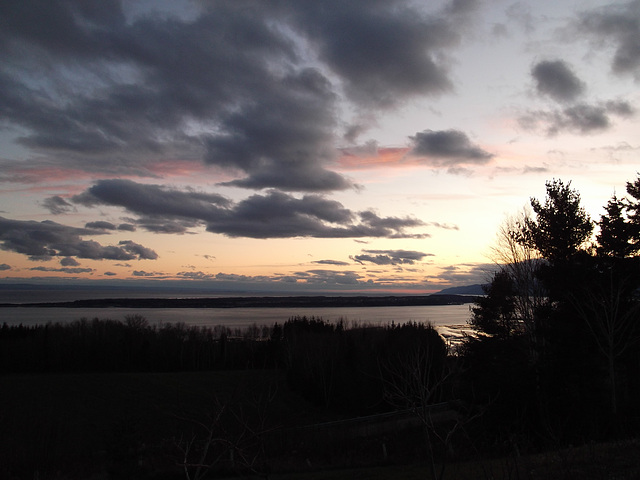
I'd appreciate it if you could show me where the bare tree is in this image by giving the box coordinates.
[379,334,478,480]
[568,269,640,417]
[489,208,547,339]
[174,385,277,480]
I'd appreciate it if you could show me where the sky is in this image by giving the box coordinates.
[0,0,639,295]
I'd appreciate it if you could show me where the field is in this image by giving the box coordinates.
[0,369,333,479]
[2,370,640,480]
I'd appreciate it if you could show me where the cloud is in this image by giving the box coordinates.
[29,266,94,274]
[351,249,433,265]
[60,257,80,267]
[0,1,468,192]
[282,1,461,109]
[118,240,158,260]
[519,100,635,135]
[0,263,11,271]
[575,1,640,78]
[85,221,117,230]
[427,262,495,285]
[531,59,585,103]
[72,179,428,239]
[312,259,350,266]
[132,270,166,278]
[0,216,158,261]
[295,269,365,285]
[409,129,494,167]
[42,196,75,215]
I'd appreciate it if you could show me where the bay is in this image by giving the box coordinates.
[0,303,473,330]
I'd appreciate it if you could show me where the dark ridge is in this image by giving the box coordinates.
[0,294,474,309]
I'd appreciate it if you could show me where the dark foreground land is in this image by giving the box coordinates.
[2,370,639,480]
[2,315,640,479]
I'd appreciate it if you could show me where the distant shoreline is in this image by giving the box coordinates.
[0,294,475,309]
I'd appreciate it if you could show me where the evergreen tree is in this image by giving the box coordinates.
[470,269,519,338]
[517,179,593,263]
[597,194,634,258]
[625,174,640,254]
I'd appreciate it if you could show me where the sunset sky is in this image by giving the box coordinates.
[1,0,639,294]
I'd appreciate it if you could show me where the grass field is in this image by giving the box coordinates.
[0,369,334,479]
[2,370,640,479]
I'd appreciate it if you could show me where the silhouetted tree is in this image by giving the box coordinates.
[470,270,519,339]
[517,179,593,264]
[625,174,640,253]
[597,194,635,258]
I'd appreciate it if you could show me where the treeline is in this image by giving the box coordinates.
[0,315,277,373]
[460,175,640,451]
[0,315,448,416]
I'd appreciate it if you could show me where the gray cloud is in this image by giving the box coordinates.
[531,60,585,103]
[576,1,640,78]
[132,270,167,278]
[312,259,350,266]
[85,221,117,230]
[409,129,494,166]
[60,257,80,267]
[295,269,364,285]
[0,1,469,192]
[519,100,635,135]
[30,266,94,274]
[351,249,433,265]
[282,1,460,109]
[118,240,158,260]
[72,179,428,239]
[0,263,11,271]
[42,196,75,215]
[0,216,157,261]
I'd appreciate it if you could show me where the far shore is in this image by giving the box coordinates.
[0,294,476,309]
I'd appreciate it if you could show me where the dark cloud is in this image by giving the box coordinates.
[312,259,350,266]
[132,270,166,278]
[0,216,157,261]
[576,1,640,77]
[85,221,116,230]
[204,68,353,192]
[409,129,494,166]
[42,196,74,215]
[351,249,433,265]
[282,0,460,109]
[30,266,94,274]
[118,240,158,260]
[0,1,468,192]
[104,271,117,276]
[519,100,635,135]
[0,263,11,271]
[72,179,428,239]
[117,223,136,232]
[60,256,80,267]
[531,60,585,103]
[296,269,364,285]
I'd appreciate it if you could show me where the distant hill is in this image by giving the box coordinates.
[434,284,484,296]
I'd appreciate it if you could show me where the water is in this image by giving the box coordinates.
[0,304,473,329]
[0,287,476,342]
